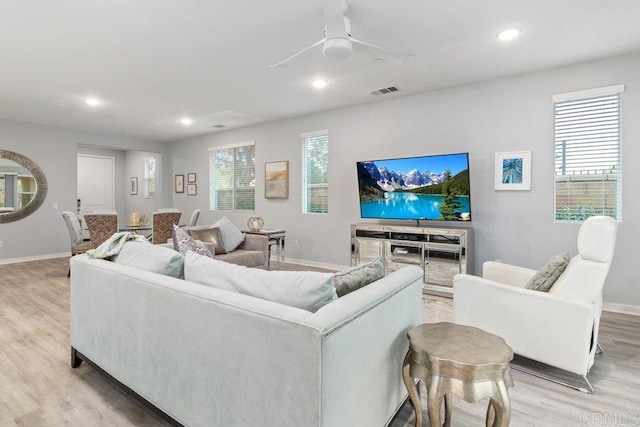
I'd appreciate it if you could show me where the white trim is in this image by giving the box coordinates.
[603,302,640,317]
[300,129,328,139]
[0,252,70,265]
[552,84,625,102]
[207,140,255,151]
[283,257,347,272]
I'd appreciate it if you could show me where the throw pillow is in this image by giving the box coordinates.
[184,252,337,312]
[185,226,226,255]
[172,225,213,258]
[112,240,184,278]
[525,252,571,292]
[213,216,245,252]
[333,257,385,297]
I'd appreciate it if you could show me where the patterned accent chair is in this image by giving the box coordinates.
[84,212,119,249]
[152,211,182,244]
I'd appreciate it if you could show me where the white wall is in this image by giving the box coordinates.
[0,119,167,262]
[166,52,640,307]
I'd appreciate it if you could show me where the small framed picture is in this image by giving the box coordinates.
[175,175,185,193]
[187,183,197,195]
[130,177,138,195]
[495,151,532,191]
[187,173,197,183]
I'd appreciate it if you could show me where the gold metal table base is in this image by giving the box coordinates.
[402,322,514,427]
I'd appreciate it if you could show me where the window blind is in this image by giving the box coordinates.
[301,130,328,214]
[209,142,255,211]
[553,89,622,222]
[143,156,156,198]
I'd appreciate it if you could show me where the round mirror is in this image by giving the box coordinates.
[0,150,48,223]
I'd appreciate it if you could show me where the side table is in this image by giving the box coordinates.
[402,322,514,427]
[119,225,153,240]
[243,229,285,270]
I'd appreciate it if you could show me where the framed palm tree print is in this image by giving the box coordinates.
[495,151,531,190]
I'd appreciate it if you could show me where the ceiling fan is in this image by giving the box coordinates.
[269,0,412,67]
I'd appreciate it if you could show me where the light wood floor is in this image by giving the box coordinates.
[1,257,639,426]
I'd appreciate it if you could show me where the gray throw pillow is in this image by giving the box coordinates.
[333,257,385,297]
[212,216,245,252]
[172,225,213,258]
[186,226,226,255]
[525,252,570,292]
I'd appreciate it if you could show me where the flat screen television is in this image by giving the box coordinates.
[356,152,471,221]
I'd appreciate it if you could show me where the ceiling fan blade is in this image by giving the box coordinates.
[322,0,348,39]
[350,37,413,64]
[269,37,326,67]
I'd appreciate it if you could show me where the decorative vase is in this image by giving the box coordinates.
[247,217,264,232]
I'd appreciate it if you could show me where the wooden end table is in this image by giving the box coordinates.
[402,322,514,427]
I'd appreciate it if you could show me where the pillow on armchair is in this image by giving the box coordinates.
[186,226,226,255]
[172,225,213,258]
[524,252,570,292]
[213,216,245,252]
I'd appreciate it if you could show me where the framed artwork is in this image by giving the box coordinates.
[187,183,197,195]
[175,174,184,193]
[495,151,532,190]
[130,177,138,195]
[187,173,197,183]
[265,160,289,199]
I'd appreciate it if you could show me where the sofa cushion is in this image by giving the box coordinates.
[185,226,226,255]
[112,240,184,278]
[525,252,570,292]
[172,225,213,258]
[184,252,337,312]
[333,257,385,297]
[213,216,245,252]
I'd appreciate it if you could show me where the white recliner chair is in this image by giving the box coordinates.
[453,216,617,392]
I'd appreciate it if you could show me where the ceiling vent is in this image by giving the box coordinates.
[212,124,226,128]
[370,86,399,96]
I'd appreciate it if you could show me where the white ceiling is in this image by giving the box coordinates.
[1,1,640,142]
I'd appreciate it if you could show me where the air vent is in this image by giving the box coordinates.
[212,124,226,128]
[369,86,399,96]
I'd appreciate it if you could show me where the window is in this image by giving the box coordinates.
[209,141,255,211]
[553,85,623,223]
[143,156,156,198]
[302,130,328,214]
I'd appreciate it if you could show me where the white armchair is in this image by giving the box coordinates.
[453,216,617,392]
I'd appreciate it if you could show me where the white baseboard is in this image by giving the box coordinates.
[283,257,349,272]
[0,252,69,265]
[603,302,640,317]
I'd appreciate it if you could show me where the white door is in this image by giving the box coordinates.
[77,155,115,234]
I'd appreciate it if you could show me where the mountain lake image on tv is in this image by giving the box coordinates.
[357,152,471,221]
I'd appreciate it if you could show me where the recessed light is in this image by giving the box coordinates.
[85,98,102,107]
[312,79,328,89]
[497,27,522,41]
[180,118,193,126]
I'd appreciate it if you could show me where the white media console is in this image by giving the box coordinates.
[351,222,474,295]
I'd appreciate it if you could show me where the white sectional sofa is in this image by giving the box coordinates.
[70,252,423,426]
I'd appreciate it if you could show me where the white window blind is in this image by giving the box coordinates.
[209,142,255,211]
[143,156,156,198]
[301,130,328,214]
[553,86,623,222]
